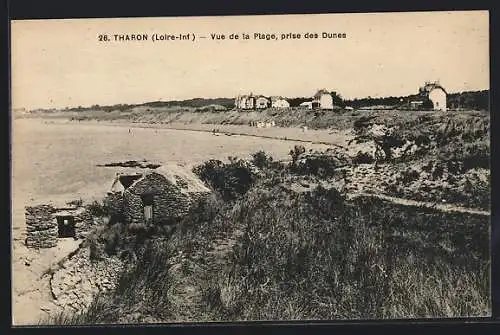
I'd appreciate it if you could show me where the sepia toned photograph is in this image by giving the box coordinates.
[10,10,490,325]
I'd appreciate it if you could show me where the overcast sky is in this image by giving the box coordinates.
[11,10,489,110]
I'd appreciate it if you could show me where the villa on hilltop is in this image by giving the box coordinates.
[312,89,334,110]
[235,94,256,110]
[235,93,289,110]
[409,81,448,111]
[270,96,290,108]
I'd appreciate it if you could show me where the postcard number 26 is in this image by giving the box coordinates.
[98,34,110,42]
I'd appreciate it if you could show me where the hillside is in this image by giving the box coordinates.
[23,90,489,115]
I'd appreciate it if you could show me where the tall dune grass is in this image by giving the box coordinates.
[43,146,490,324]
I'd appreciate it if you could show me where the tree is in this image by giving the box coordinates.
[330,91,345,107]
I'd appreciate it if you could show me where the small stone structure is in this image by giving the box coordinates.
[25,204,93,249]
[105,165,211,227]
[123,172,193,226]
[25,205,58,248]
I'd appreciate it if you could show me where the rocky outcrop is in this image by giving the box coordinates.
[25,205,58,249]
[50,247,123,312]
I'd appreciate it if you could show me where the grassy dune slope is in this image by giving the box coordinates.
[43,152,491,324]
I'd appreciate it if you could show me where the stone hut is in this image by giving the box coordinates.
[25,203,92,248]
[104,165,211,227]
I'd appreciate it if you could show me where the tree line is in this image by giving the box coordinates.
[44,89,488,113]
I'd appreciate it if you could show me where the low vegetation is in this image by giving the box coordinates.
[40,106,490,324]
[193,157,257,201]
[346,112,490,210]
[45,135,490,324]
[202,187,489,320]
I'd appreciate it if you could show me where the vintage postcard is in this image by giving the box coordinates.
[10,11,490,325]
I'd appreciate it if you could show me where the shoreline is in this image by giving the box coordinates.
[22,117,353,148]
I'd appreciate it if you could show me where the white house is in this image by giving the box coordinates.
[255,96,270,109]
[312,89,334,110]
[271,97,290,108]
[235,94,256,110]
[418,81,447,111]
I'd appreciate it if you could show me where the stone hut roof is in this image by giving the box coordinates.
[108,171,142,194]
[107,164,211,197]
[154,164,211,195]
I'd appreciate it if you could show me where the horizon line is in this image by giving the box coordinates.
[15,88,490,111]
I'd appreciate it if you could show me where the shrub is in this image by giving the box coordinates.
[350,117,407,162]
[193,158,256,201]
[289,145,306,166]
[400,169,420,185]
[294,154,344,178]
[431,163,445,180]
[251,151,273,169]
[48,240,177,325]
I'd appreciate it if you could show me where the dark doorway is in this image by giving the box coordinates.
[141,193,155,224]
[57,216,76,238]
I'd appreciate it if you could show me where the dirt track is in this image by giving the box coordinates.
[350,192,490,217]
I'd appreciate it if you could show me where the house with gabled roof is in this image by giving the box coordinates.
[312,89,334,110]
[418,81,447,111]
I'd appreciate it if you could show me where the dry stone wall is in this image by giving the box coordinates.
[123,191,145,226]
[104,192,124,217]
[51,247,123,312]
[124,172,193,226]
[25,205,58,248]
[74,210,95,239]
[25,205,96,248]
